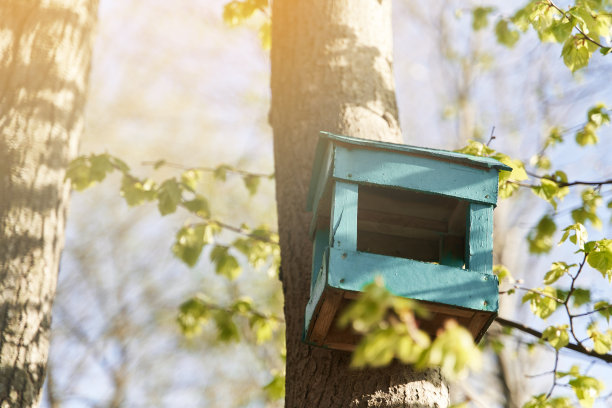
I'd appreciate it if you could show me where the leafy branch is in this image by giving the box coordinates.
[177,295,282,344]
[546,0,609,50]
[142,159,274,179]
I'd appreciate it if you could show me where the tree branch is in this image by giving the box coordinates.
[495,317,612,364]
[142,160,274,179]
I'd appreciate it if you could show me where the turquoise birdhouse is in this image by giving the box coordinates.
[304,132,511,351]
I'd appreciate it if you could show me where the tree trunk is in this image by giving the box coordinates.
[270,0,449,406]
[0,1,98,406]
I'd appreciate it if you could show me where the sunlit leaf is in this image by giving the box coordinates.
[157,178,182,215]
[542,324,569,350]
[210,245,242,280]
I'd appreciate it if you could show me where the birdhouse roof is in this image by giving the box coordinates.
[306,132,512,211]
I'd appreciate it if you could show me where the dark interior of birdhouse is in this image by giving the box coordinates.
[356,185,468,267]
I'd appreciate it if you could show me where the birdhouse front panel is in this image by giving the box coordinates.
[304,132,511,351]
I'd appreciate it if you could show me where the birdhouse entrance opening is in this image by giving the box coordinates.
[356,185,468,267]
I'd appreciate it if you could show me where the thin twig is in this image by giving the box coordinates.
[486,126,496,146]
[513,285,565,303]
[546,350,560,398]
[495,317,612,364]
[142,160,274,179]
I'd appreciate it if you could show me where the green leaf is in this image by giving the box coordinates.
[180,169,203,191]
[561,35,592,72]
[177,298,211,337]
[455,140,495,157]
[249,314,276,344]
[547,127,564,146]
[157,178,182,215]
[172,224,211,267]
[259,21,271,50]
[472,7,495,31]
[542,324,569,350]
[493,264,514,283]
[352,327,397,368]
[495,19,520,47]
[533,155,552,170]
[587,103,610,126]
[524,394,573,408]
[569,375,604,407]
[66,154,117,191]
[120,175,157,206]
[594,301,612,322]
[528,215,557,254]
[572,288,591,307]
[339,279,394,332]
[531,176,568,210]
[543,262,573,284]
[559,223,588,249]
[550,19,575,43]
[263,374,285,401]
[587,322,612,354]
[492,153,527,199]
[223,0,259,27]
[213,310,240,342]
[586,239,612,279]
[243,174,260,196]
[152,159,166,170]
[422,320,482,379]
[576,122,599,145]
[183,195,211,218]
[522,287,561,319]
[213,164,233,181]
[210,245,242,280]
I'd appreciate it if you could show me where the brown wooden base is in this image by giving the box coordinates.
[305,288,496,351]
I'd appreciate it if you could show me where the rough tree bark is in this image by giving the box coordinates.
[270,0,449,407]
[0,1,98,406]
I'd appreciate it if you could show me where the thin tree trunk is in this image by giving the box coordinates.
[0,1,98,406]
[270,0,449,406]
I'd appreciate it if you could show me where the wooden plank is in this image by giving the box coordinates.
[358,185,457,220]
[357,230,439,262]
[333,145,499,205]
[358,208,448,232]
[357,220,442,240]
[422,302,474,318]
[308,289,344,345]
[468,311,496,342]
[320,131,512,172]
[327,247,498,312]
[439,235,465,268]
[448,200,468,234]
[466,203,494,274]
[311,229,329,293]
[330,181,358,250]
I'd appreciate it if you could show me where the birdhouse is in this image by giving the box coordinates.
[304,132,511,351]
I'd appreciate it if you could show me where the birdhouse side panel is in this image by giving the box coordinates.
[466,203,494,274]
[311,228,329,293]
[329,181,358,250]
[332,146,499,205]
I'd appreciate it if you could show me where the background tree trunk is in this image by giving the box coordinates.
[270,0,449,406]
[0,1,98,406]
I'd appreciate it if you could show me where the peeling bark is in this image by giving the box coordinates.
[270,0,449,406]
[0,1,98,406]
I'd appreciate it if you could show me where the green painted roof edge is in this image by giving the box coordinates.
[306,131,512,211]
[320,131,513,171]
